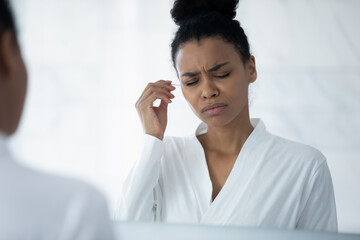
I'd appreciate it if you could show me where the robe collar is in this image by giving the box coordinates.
[187,118,269,223]
[195,118,265,137]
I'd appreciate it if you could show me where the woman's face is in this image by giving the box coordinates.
[175,37,257,127]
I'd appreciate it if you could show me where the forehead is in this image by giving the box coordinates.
[176,37,240,72]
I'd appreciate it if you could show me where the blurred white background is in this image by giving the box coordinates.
[8,0,360,233]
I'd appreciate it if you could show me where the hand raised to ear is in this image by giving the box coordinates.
[136,80,176,140]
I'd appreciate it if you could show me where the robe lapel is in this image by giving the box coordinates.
[183,125,213,218]
[199,119,269,225]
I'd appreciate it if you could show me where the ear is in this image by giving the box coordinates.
[0,30,18,78]
[247,55,257,84]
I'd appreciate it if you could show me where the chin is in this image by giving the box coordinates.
[201,115,235,127]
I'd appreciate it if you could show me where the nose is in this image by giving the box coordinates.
[201,78,219,100]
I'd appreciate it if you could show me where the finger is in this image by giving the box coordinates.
[154,79,172,85]
[140,81,175,99]
[138,81,166,101]
[148,80,175,89]
[141,86,175,101]
[163,84,176,92]
[141,88,174,105]
[137,90,171,111]
[137,81,175,108]
[138,92,172,110]
[158,99,169,110]
[148,92,172,104]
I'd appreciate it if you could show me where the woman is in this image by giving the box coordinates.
[0,1,114,239]
[116,0,337,231]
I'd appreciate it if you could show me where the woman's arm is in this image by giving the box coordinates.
[115,135,164,221]
[115,80,175,221]
[296,160,338,232]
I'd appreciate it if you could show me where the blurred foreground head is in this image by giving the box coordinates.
[0,0,27,136]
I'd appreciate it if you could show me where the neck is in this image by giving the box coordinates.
[200,110,253,155]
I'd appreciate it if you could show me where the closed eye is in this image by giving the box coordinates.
[185,80,199,86]
[216,72,230,79]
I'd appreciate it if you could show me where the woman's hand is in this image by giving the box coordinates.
[136,80,176,140]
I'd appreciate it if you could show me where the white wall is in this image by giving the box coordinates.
[9,0,360,233]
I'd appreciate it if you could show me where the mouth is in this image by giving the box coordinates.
[201,103,227,117]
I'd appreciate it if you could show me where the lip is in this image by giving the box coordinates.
[201,103,227,116]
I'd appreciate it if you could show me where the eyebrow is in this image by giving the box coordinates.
[181,62,229,78]
[207,62,229,72]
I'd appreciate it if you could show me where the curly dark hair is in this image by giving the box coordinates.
[170,0,251,70]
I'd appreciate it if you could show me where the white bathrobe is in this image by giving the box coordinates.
[117,119,337,232]
[0,133,115,240]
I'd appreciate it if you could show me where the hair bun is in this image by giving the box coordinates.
[171,0,239,25]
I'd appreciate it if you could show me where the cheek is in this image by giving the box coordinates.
[182,90,193,106]
[226,76,249,100]
[181,89,201,113]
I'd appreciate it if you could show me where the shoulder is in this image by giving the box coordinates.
[36,172,111,226]
[163,135,194,154]
[161,135,198,167]
[263,133,327,172]
[273,134,324,159]
[163,135,188,147]
[0,154,113,238]
[249,119,325,170]
[0,162,110,230]
[41,172,107,205]
[7,162,107,207]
